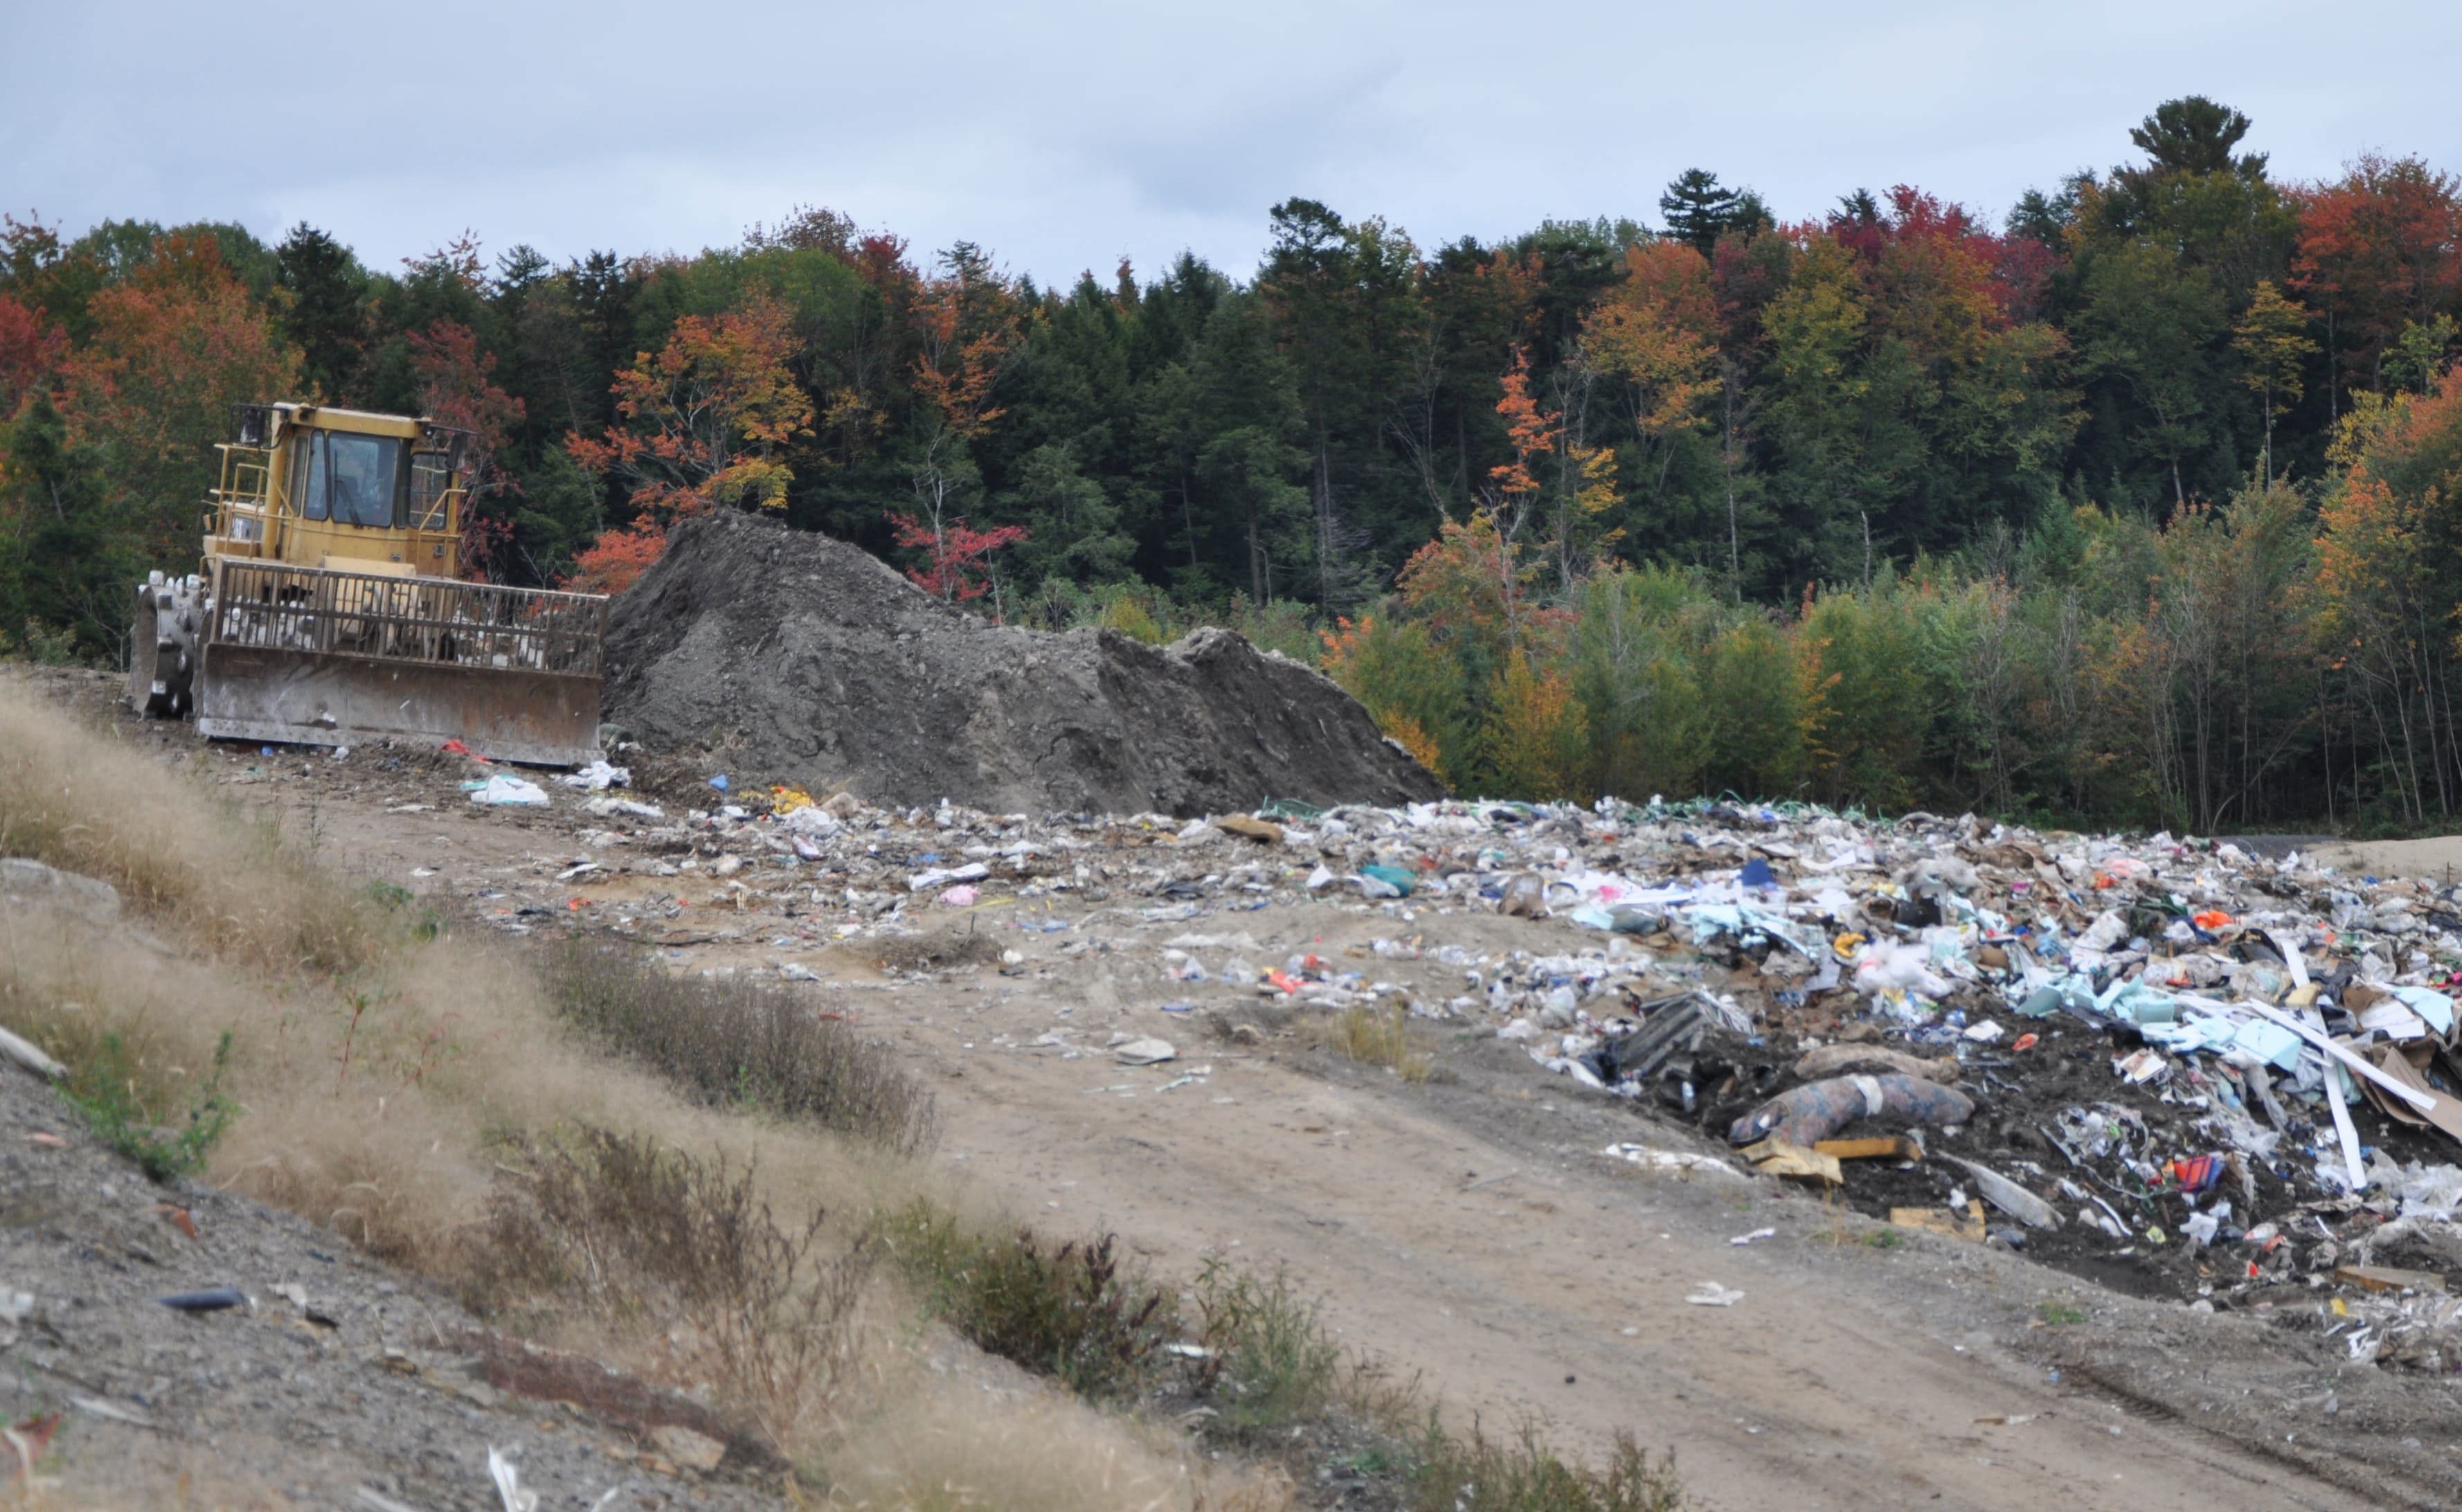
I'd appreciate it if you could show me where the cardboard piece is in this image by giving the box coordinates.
[2334,1263,2447,1294]
[1890,1201,1987,1241]
[2357,1043,2462,1145]
[1741,1137,1843,1186]
[1815,1135,1924,1161]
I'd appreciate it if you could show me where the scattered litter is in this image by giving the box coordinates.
[1685,1281,1746,1307]
[68,1394,153,1429]
[1114,1038,1178,1065]
[1943,1158,2061,1230]
[1730,1075,1974,1147]
[488,1446,537,1512]
[0,1027,65,1081]
[1742,1137,1842,1187]
[584,795,662,820]
[1892,1203,1988,1242]
[1729,1227,1777,1245]
[1601,1143,1746,1181]
[156,1286,248,1313]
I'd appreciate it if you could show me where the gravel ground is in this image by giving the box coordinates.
[0,1053,780,1510]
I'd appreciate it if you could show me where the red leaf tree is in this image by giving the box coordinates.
[888,511,1026,606]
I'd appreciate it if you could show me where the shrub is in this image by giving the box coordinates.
[878,1200,1176,1401]
[1406,1421,1686,1512]
[480,1126,870,1448]
[1314,1002,1433,1083]
[1189,1258,1345,1438]
[540,941,937,1155]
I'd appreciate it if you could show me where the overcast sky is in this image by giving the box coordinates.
[7,1,2454,288]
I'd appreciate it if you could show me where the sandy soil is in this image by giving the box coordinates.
[2312,835,2462,886]
[42,670,2462,1512]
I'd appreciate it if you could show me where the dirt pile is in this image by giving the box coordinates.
[601,511,1443,816]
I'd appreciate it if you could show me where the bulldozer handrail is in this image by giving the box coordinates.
[206,561,607,678]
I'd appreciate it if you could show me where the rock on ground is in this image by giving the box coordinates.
[602,511,1444,816]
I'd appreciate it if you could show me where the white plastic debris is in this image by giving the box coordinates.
[557,759,631,791]
[469,775,550,808]
[488,1446,539,1512]
[584,795,661,820]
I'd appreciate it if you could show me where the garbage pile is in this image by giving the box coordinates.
[597,511,1442,816]
[471,761,2462,1366]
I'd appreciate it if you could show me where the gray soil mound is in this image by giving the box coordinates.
[602,512,1444,816]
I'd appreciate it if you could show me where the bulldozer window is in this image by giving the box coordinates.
[327,434,404,528]
[298,432,406,528]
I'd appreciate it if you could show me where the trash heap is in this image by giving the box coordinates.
[483,763,2462,1367]
[1444,799,2462,1367]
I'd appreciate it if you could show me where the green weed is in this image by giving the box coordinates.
[1189,1257,1346,1438]
[66,1030,235,1182]
[876,1200,1175,1401]
[1403,1420,1685,1512]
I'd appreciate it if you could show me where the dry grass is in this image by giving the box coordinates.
[479,1126,872,1452]
[822,1391,1292,1511]
[0,684,374,974]
[0,681,1662,1509]
[1311,1002,1435,1083]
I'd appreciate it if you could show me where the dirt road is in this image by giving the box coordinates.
[60,680,2447,1512]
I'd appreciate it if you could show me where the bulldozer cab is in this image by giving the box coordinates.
[208,403,469,576]
[131,401,609,766]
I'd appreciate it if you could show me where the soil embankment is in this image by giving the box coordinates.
[602,512,1443,816]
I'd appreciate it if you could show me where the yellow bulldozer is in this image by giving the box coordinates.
[129,402,607,765]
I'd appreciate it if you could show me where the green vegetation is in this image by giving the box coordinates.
[66,1029,234,1181]
[2038,1300,2089,1326]
[1188,1257,1349,1439]
[1403,1422,1686,1512]
[877,1200,1176,1401]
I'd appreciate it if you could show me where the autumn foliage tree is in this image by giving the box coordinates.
[58,232,300,569]
[408,320,524,580]
[887,511,1027,607]
[566,293,811,591]
[2294,155,2462,403]
[904,244,1025,598]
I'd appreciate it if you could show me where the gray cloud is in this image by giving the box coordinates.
[6,0,2454,287]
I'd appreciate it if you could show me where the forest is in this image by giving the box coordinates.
[5,96,2462,834]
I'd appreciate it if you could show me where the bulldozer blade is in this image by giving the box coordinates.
[196,642,602,766]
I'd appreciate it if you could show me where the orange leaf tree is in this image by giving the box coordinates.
[58,231,300,569]
[2293,155,2462,401]
[904,244,1025,601]
[566,292,811,590]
